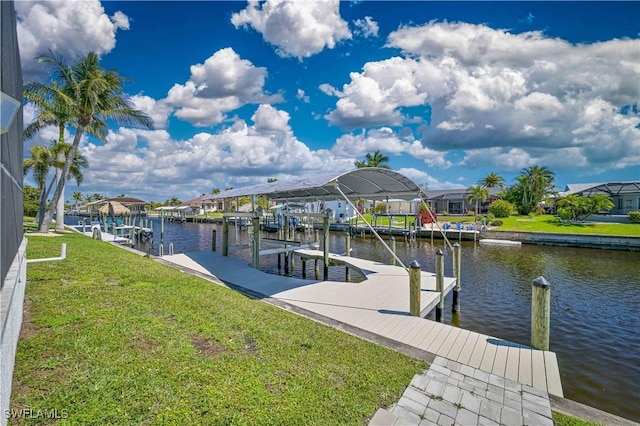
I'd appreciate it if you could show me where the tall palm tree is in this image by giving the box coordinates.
[50,141,88,230]
[477,172,505,189]
[522,165,556,214]
[354,150,390,169]
[23,145,53,228]
[466,185,490,216]
[25,52,152,232]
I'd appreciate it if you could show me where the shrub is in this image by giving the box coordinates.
[466,210,475,216]
[629,211,640,223]
[488,200,516,218]
[374,202,387,214]
[489,220,503,226]
[24,201,39,217]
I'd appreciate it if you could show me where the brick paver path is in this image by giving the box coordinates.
[370,356,553,426]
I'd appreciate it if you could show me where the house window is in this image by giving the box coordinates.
[618,198,624,210]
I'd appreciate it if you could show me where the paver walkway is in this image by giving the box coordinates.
[370,356,553,426]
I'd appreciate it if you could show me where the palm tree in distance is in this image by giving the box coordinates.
[25,52,153,232]
[354,150,390,169]
[477,172,505,189]
[466,185,490,216]
[72,191,83,209]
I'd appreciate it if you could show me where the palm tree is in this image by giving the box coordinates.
[466,185,490,216]
[25,52,152,232]
[477,172,505,189]
[50,141,88,230]
[72,191,83,209]
[23,145,53,228]
[354,150,390,169]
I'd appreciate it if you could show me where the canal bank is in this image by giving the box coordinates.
[481,230,640,251]
[63,216,640,422]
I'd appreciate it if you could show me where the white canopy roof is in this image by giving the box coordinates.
[208,168,421,202]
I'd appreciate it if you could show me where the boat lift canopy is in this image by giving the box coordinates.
[207,168,421,202]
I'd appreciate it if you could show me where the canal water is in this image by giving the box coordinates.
[69,217,640,421]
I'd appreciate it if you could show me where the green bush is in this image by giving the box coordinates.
[488,200,516,218]
[629,211,640,223]
[374,202,387,214]
[24,201,39,217]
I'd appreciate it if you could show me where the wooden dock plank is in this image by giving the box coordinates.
[437,327,462,357]
[424,325,456,355]
[377,315,409,337]
[455,332,480,365]
[445,329,471,361]
[467,336,488,368]
[491,342,510,377]
[414,320,444,348]
[504,344,520,382]
[404,320,438,347]
[383,318,417,341]
[393,317,427,343]
[531,349,547,392]
[518,348,533,386]
[480,340,498,372]
[544,351,564,397]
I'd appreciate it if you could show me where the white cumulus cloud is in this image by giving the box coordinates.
[323,21,640,174]
[164,48,282,127]
[16,0,129,81]
[231,0,352,59]
[353,16,379,38]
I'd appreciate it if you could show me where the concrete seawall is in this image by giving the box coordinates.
[482,230,640,251]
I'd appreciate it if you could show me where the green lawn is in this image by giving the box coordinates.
[491,215,640,237]
[14,232,425,424]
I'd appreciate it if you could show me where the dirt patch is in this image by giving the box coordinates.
[132,333,154,352]
[243,336,258,354]
[191,336,227,357]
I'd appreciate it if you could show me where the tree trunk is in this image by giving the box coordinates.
[40,127,85,233]
[55,150,66,231]
[37,186,47,230]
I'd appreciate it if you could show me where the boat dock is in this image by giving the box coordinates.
[159,250,563,397]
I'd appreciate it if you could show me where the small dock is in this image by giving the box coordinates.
[72,224,153,244]
[479,239,522,247]
[160,250,563,397]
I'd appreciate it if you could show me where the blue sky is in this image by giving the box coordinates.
[17,1,640,203]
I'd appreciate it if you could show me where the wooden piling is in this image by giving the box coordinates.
[252,216,260,268]
[314,259,319,280]
[435,249,444,322]
[302,259,306,279]
[452,243,461,313]
[409,260,421,316]
[390,236,396,266]
[211,229,217,252]
[531,276,551,351]
[222,216,229,256]
[323,213,329,280]
[345,232,351,257]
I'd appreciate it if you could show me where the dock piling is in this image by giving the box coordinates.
[211,229,217,252]
[435,249,444,322]
[390,236,396,266]
[531,276,551,351]
[222,216,229,256]
[345,232,351,257]
[252,216,260,268]
[452,243,461,313]
[323,213,329,280]
[409,260,421,316]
